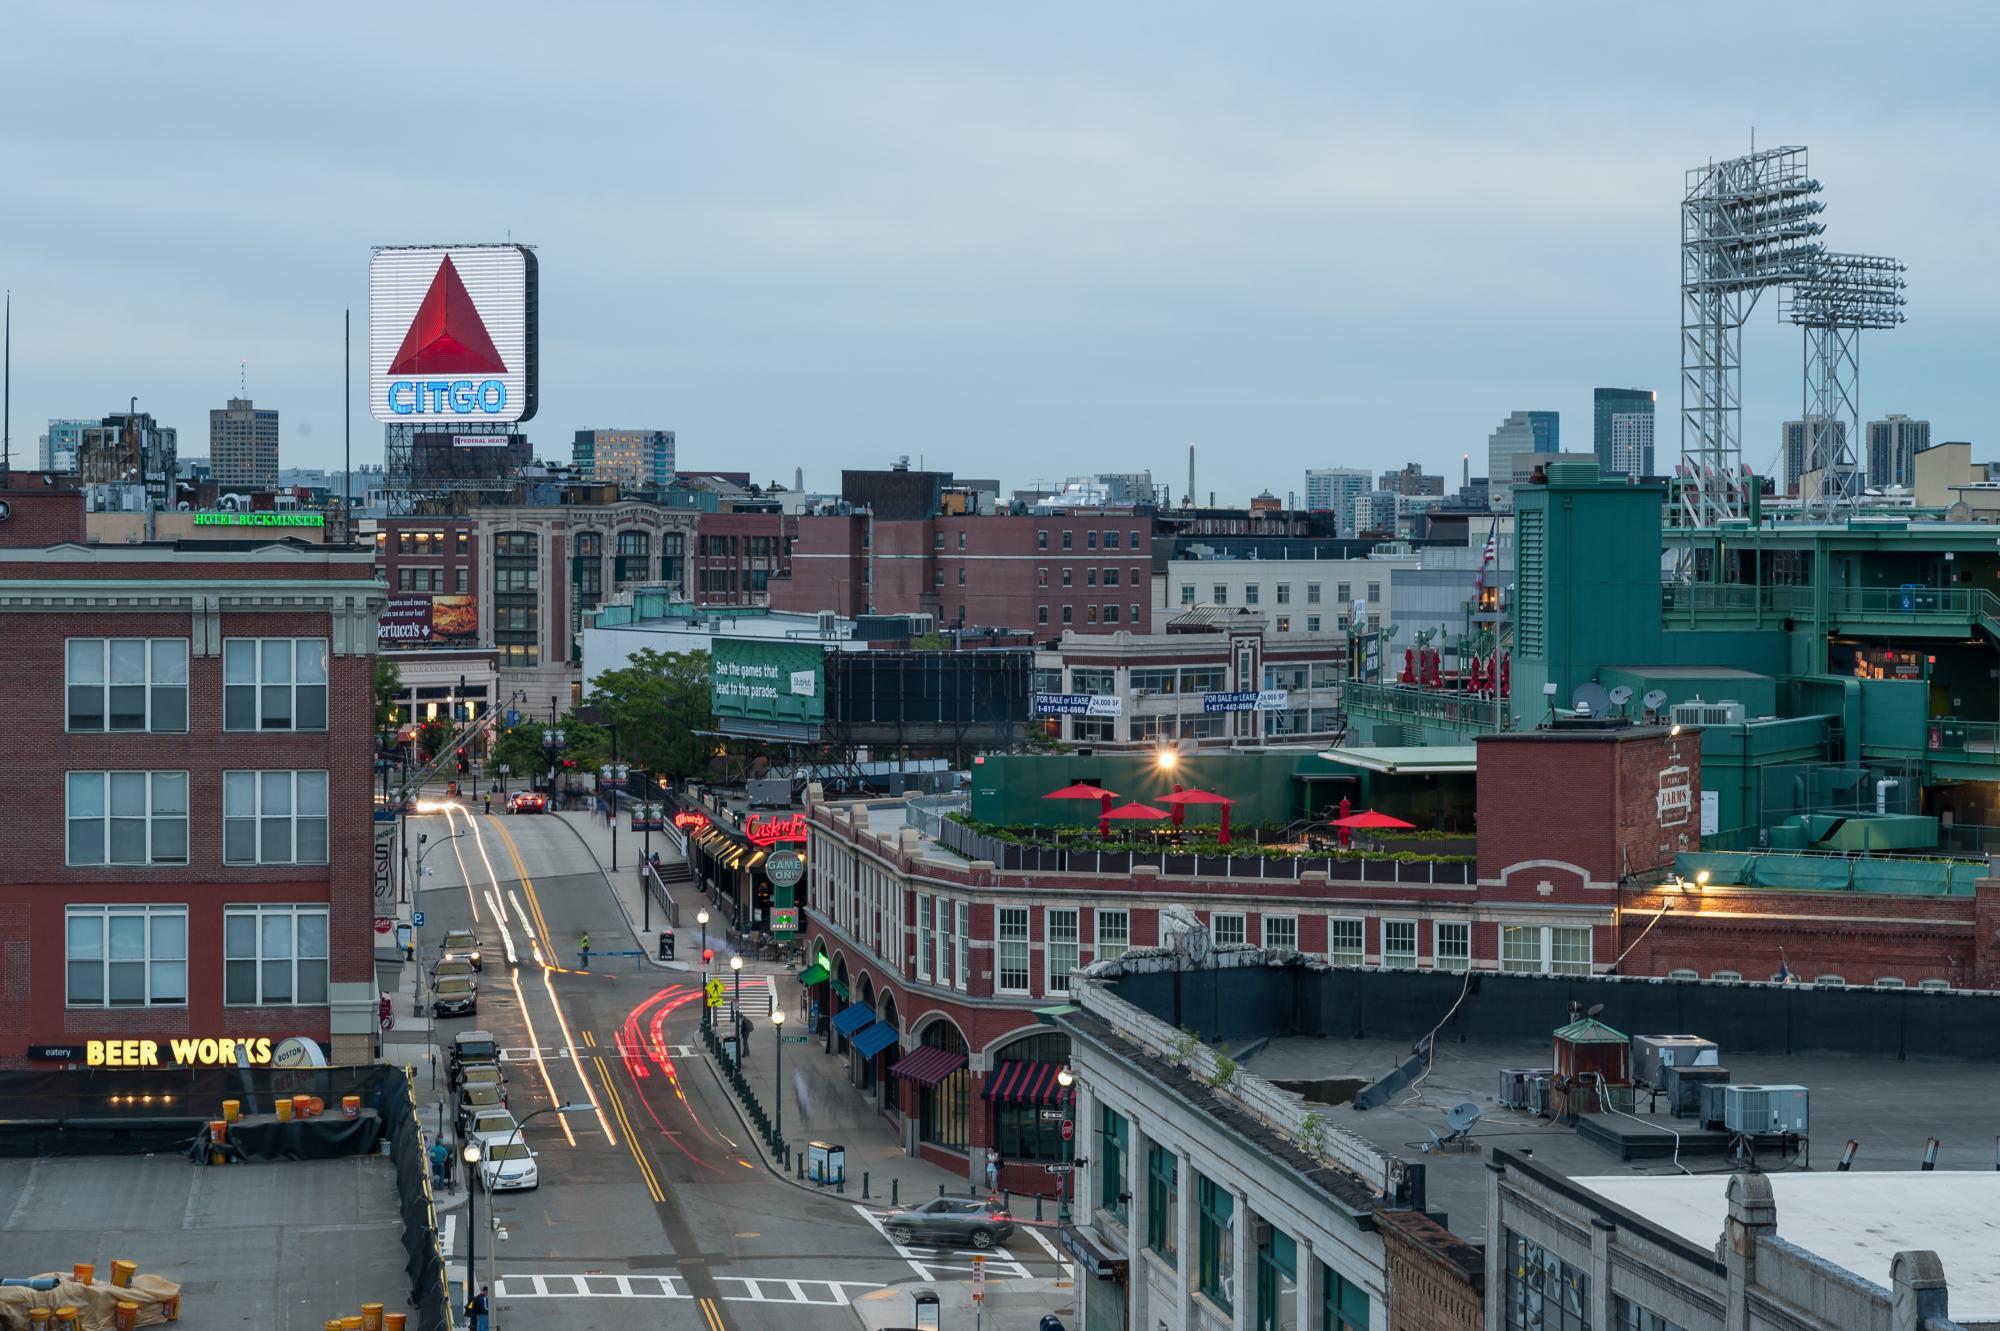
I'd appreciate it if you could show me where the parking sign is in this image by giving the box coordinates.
[412,911,425,928]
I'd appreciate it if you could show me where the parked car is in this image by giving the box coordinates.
[476,1138,539,1192]
[432,958,478,991]
[455,1083,506,1132]
[509,791,548,814]
[432,975,478,1018]
[466,1108,520,1146]
[457,1064,507,1098]
[881,1195,1016,1250]
[450,1029,499,1080]
[440,929,482,971]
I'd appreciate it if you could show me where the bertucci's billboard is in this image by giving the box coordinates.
[369,244,538,425]
[711,640,826,725]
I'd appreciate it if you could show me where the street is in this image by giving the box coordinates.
[404,804,1066,1331]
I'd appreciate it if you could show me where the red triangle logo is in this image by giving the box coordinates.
[388,255,507,376]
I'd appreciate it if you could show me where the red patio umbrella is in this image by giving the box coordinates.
[1045,782,1118,834]
[1158,788,1236,845]
[1330,809,1416,830]
[1104,802,1170,821]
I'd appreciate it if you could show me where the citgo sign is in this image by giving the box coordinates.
[369,244,538,425]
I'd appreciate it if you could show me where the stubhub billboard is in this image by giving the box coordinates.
[369,244,538,425]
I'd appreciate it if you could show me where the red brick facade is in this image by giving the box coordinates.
[693,511,795,606]
[0,508,383,1069]
[771,513,1154,634]
[1376,1208,1484,1331]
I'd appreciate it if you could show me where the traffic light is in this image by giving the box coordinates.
[456,746,468,773]
[702,948,714,965]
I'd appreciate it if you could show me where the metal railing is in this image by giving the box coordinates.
[1341,681,1499,731]
[934,816,1475,884]
[1661,581,2000,629]
[905,794,970,841]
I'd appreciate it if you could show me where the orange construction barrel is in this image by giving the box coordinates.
[109,1260,137,1287]
[27,1308,51,1327]
[326,1321,343,1331]
[342,1317,364,1331]
[275,1097,294,1122]
[343,1095,361,1118]
[52,1310,80,1331]
[384,1314,407,1331]
[71,1263,94,1284]
[222,1098,241,1122]
[361,1303,385,1330]
[112,1302,139,1331]
[162,1293,180,1321]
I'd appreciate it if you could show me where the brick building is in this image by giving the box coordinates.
[771,511,1155,633]
[0,485,384,1069]
[692,510,796,606]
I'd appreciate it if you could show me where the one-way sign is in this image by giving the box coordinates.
[1039,1108,1065,1122]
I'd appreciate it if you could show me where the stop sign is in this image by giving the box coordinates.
[1060,1119,1074,1141]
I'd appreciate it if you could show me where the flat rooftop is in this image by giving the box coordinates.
[0,1154,412,1329]
[1578,1172,2000,1323]
[1239,1036,2000,1245]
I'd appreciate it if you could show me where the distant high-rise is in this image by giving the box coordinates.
[1378,462,1445,497]
[1486,410,1559,511]
[1608,412,1654,479]
[209,397,280,488]
[1304,467,1372,535]
[1592,388,1655,476]
[73,411,178,510]
[1783,418,1847,496]
[39,419,92,472]
[574,429,676,490]
[1866,415,1929,490]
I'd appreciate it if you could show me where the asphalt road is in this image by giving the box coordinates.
[407,804,1062,1331]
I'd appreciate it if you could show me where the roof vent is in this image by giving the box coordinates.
[1670,697,1745,728]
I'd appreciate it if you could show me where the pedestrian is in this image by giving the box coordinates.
[985,1148,1000,1194]
[430,1138,450,1190]
[580,931,591,965]
[466,1284,490,1331]
[483,792,492,815]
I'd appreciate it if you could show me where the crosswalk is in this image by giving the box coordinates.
[851,1204,1037,1282]
[495,1273,879,1306]
[726,974,777,1019]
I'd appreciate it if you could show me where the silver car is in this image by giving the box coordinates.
[882,1195,1016,1250]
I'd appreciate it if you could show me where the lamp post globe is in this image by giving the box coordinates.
[730,954,743,1031]
[771,1009,786,1150]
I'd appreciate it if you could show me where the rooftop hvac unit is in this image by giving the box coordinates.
[817,611,838,636]
[1670,699,1746,729]
[906,613,935,636]
[1662,1064,1730,1119]
[1699,1082,1729,1129]
[1497,1067,1552,1110]
[1722,1084,1809,1135]
[1631,1035,1720,1088]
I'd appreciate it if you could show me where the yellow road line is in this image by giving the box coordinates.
[582,1030,596,1048]
[700,1296,727,1331]
[594,1054,664,1203]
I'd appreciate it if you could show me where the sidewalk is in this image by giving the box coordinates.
[853,1276,1073,1331]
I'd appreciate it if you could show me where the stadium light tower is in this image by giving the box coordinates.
[1680,146,1825,528]
[1780,252,1908,518]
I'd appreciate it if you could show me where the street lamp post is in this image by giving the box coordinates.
[1056,1066,1076,1225]
[771,1009,786,1150]
[463,1141,483,1321]
[697,909,709,959]
[481,1103,590,1329]
[730,954,744,1051]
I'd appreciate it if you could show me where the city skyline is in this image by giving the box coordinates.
[3,5,1994,497]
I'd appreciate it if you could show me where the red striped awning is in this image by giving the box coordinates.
[889,1045,968,1088]
[980,1060,1071,1105]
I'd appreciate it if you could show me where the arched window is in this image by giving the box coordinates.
[1710,970,1742,982]
[1666,968,1699,981]
[917,1020,969,1151]
[988,1032,1071,1162]
[1873,976,1906,990]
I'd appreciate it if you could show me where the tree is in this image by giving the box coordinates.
[486,723,548,781]
[416,716,447,763]
[584,648,716,784]
[374,657,404,730]
[910,632,951,650]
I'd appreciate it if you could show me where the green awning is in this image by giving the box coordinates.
[797,962,830,986]
[831,979,850,1001]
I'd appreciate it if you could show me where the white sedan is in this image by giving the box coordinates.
[477,1139,539,1192]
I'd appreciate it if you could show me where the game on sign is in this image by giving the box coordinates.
[705,978,726,1008]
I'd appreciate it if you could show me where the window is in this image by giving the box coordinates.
[1323,1265,1370,1331]
[1131,669,1177,696]
[66,772,188,866]
[1504,1230,1587,1331]
[958,566,966,585]
[935,570,946,588]
[66,906,186,1007]
[1276,583,1291,605]
[456,567,469,593]
[1306,615,1321,633]
[935,531,945,550]
[1711,969,1743,982]
[1336,582,1351,602]
[456,530,469,554]
[1198,1174,1235,1312]
[1366,582,1381,601]
[916,896,931,980]
[1383,920,1417,968]
[1259,1226,1300,1331]
[1147,1146,1178,1263]
[1183,667,1225,692]
[1061,531,1073,549]
[1181,584,1196,604]
[1038,530,1049,550]
[1098,1106,1129,1224]
[67,639,188,732]
[1086,531,1098,549]
[918,1022,969,1149]
[1096,909,1129,961]
[1038,606,1049,625]
[1062,567,1073,587]
[1613,1298,1686,1331]
[495,531,537,556]
[998,907,1030,993]
[1501,926,1544,974]
[1105,604,1120,623]
[1245,584,1260,605]
[1105,567,1120,587]
[224,638,328,731]
[1062,606,1073,624]
[224,770,330,865]
[1435,921,1470,971]
[1264,915,1298,952]
[1086,568,1098,587]
[1213,584,1228,604]
[1046,908,1080,992]
[1307,582,1322,604]
[224,905,329,1007]
[1104,530,1120,549]
[994,1092,1067,1162]
[1667,968,1700,981]
[933,896,950,985]
[1132,603,1142,624]
[1873,976,1907,989]
[1071,668,1115,695]
[1211,913,1246,947]
[956,901,970,988]
[1276,616,1291,633]
[1550,927,1591,975]
[1038,567,1049,587]
[1500,925,1591,975]
[1327,918,1363,966]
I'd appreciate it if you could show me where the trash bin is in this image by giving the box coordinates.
[721,1035,738,1066]
[658,929,676,961]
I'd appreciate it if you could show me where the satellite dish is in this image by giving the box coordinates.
[1571,683,1611,718]
[1607,685,1634,714]
[1642,688,1670,716]
[1445,1102,1482,1134]
[1586,1003,1606,1018]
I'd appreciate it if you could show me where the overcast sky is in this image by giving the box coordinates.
[3,3,1994,502]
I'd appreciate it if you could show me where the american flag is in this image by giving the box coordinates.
[1474,518,1498,594]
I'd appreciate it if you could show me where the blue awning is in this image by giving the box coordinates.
[851,1021,900,1060]
[833,1003,877,1036]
